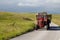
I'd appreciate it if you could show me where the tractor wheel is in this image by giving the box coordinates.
[47,23,50,30]
[35,25,39,30]
[47,19,51,30]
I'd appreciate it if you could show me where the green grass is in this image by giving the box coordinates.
[52,14,60,25]
[0,12,36,40]
[1,12,60,40]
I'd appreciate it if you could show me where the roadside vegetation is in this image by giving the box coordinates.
[0,12,36,40]
[52,14,60,25]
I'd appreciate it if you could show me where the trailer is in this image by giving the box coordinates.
[35,12,52,30]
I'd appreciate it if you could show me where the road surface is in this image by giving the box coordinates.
[10,22,60,40]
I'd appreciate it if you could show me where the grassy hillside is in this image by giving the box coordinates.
[0,12,36,40]
[52,14,60,25]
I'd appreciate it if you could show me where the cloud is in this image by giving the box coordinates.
[17,0,45,7]
[0,0,19,5]
[46,0,60,3]
[17,0,60,7]
[0,0,60,7]
[0,0,60,13]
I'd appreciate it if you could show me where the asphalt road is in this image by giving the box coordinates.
[10,22,60,40]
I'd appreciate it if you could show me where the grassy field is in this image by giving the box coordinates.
[0,12,60,40]
[0,12,36,40]
[52,14,60,25]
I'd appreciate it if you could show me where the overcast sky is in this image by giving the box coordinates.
[0,0,60,13]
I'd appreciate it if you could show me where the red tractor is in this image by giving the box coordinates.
[35,12,52,30]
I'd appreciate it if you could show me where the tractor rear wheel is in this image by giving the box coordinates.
[35,25,39,30]
[47,23,50,30]
[47,19,51,30]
